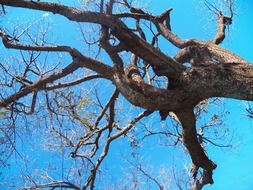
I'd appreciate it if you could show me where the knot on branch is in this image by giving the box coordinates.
[223,16,232,26]
[124,64,143,84]
[176,45,213,66]
[218,11,232,26]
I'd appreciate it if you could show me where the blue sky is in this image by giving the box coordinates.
[1,0,253,190]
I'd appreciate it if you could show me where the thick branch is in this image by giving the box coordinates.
[180,53,253,103]
[0,55,113,107]
[175,108,216,171]
[175,108,216,190]
[0,0,184,78]
[0,60,82,107]
[112,72,195,111]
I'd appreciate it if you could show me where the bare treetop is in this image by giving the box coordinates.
[0,0,252,190]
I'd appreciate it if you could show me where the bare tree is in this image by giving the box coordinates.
[0,0,250,189]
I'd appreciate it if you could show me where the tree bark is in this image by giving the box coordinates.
[0,1,252,189]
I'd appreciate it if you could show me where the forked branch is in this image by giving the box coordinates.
[0,0,184,78]
[83,110,153,190]
[212,12,232,44]
[205,0,234,44]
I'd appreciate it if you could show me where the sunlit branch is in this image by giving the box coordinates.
[175,108,217,190]
[0,0,184,78]
[212,12,232,44]
[0,1,250,190]
[204,0,233,44]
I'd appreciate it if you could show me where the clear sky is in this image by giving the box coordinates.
[1,0,253,190]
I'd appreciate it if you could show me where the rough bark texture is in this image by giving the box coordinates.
[0,0,250,189]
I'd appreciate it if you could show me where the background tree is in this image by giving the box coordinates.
[0,0,252,190]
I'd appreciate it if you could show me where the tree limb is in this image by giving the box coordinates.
[175,108,216,190]
[0,0,184,78]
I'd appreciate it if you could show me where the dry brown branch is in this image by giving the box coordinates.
[0,1,251,190]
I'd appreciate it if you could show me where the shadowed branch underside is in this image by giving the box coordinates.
[0,0,251,189]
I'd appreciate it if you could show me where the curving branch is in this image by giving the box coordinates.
[0,55,113,108]
[99,0,125,71]
[154,8,194,48]
[204,0,233,44]
[212,12,232,44]
[0,60,81,107]
[1,1,253,190]
[0,0,184,78]
[112,72,194,111]
[175,108,216,190]
[83,110,153,190]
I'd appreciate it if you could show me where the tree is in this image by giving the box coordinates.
[0,0,251,189]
